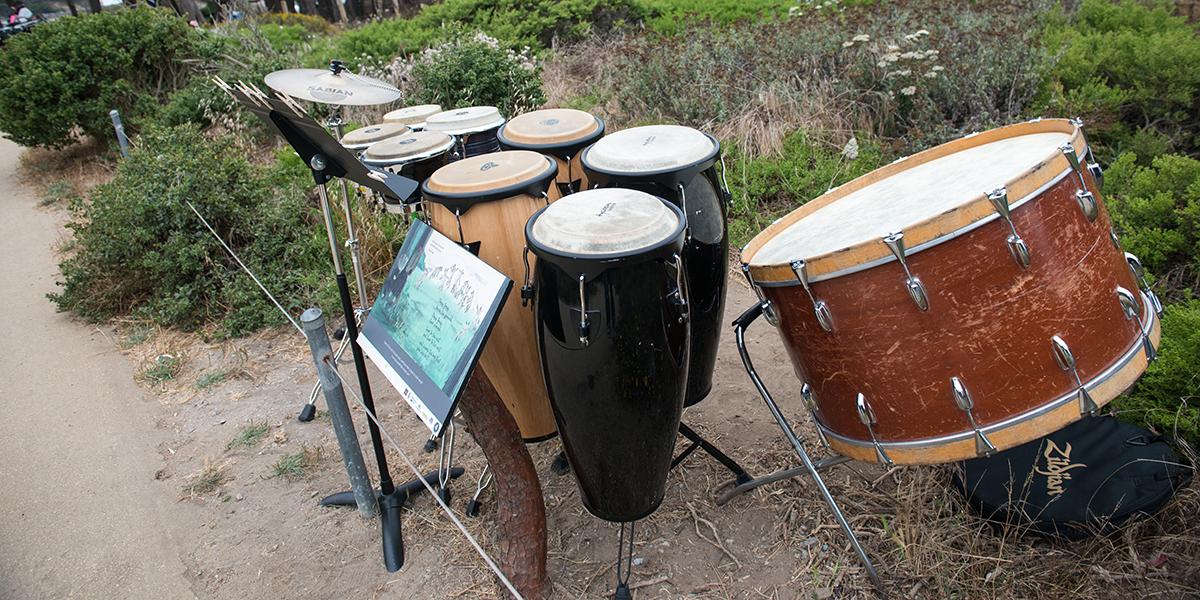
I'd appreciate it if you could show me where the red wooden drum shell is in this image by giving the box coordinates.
[742,120,1160,464]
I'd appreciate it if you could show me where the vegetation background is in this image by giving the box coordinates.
[1,0,1197,596]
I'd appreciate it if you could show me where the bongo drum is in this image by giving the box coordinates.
[582,125,730,407]
[383,104,442,131]
[425,106,506,160]
[361,131,454,211]
[526,188,689,522]
[421,151,563,441]
[498,108,605,196]
[339,122,410,151]
[740,118,1162,465]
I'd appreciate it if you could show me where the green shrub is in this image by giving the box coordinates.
[0,8,202,148]
[48,124,336,336]
[254,11,337,36]
[1115,300,1200,448]
[409,32,545,116]
[727,131,885,247]
[1103,151,1200,296]
[644,0,791,35]
[1035,0,1200,158]
[326,0,648,68]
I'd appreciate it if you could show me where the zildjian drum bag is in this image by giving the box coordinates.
[956,416,1191,540]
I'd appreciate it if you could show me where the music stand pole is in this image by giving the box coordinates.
[311,154,404,572]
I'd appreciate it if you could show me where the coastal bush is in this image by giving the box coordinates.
[1115,300,1200,448]
[0,8,202,148]
[48,124,336,336]
[409,32,545,116]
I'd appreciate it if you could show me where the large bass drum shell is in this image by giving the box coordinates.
[527,191,689,522]
[422,151,563,442]
[741,119,1161,465]
[581,125,729,407]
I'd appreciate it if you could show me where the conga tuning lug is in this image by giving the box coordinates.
[1116,285,1158,362]
[1088,161,1104,190]
[855,393,892,466]
[1110,229,1122,250]
[1008,236,1031,269]
[577,274,591,347]
[1062,143,1098,217]
[950,377,997,457]
[1051,336,1098,415]
[882,232,930,312]
[988,187,1032,269]
[1116,286,1139,320]
[1125,252,1164,316]
[1074,190,1098,222]
[790,259,834,332]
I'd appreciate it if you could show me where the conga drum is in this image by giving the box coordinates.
[361,131,454,211]
[425,106,506,160]
[421,151,563,441]
[498,108,605,196]
[339,122,410,151]
[740,118,1162,465]
[526,188,690,522]
[582,125,730,407]
[383,104,442,131]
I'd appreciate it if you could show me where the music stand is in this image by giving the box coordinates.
[215,78,426,572]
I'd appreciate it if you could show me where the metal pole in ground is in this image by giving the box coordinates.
[109,109,130,158]
[301,307,378,519]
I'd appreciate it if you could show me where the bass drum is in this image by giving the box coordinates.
[422,150,563,442]
[582,125,729,407]
[526,188,689,522]
[741,118,1162,465]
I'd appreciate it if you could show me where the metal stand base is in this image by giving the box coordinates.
[320,467,465,507]
[733,302,888,597]
[671,422,753,487]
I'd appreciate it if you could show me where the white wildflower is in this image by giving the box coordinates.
[923,71,938,79]
[852,34,870,42]
[900,86,917,96]
[900,51,923,60]
[881,52,900,63]
[843,40,855,48]
[931,65,944,72]
[887,44,899,52]
[841,137,859,160]
[895,69,911,76]
[915,29,930,37]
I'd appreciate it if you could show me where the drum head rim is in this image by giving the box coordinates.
[421,155,558,206]
[741,118,1087,283]
[580,131,721,180]
[497,116,606,156]
[361,135,454,166]
[340,123,411,147]
[525,198,687,266]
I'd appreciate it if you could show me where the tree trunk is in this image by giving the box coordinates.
[86,0,101,13]
[65,0,78,16]
[458,371,550,600]
[298,0,317,17]
[333,0,346,23]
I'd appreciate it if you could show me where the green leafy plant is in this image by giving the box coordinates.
[273,446,320,480]
[0,8,202,148]
[227,421,270,449]
[48,124,337,337]
[138,353,185,385]
[1115,300,1200,447]
[409,32,545,116]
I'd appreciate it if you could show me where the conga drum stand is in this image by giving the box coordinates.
[732,302,886,595]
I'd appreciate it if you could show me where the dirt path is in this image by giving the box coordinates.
[0,139,200,599]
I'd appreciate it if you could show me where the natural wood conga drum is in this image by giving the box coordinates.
[422,150,563,441]
[498,108,605,196]
[740,118,1162,465]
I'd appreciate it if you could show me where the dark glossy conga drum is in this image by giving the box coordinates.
[740,118,1162,465]
[383,104,442,131]
[582,125,729,407]
[422,151,563,442]
[339,122,410,151]
[526,188,690,522]
[361,131,454,211]
[425,106,506,160]
[498,108,605,196]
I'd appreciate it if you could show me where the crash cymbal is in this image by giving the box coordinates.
[263,67,401,106]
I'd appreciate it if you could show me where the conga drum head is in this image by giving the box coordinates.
[424,106,506,136]
[499,108,604,194]
[421,150,560,442]
[582,124,718,183]
[361,131,454,168]
[340,122,409,150]
[741,118,1161,465]
[527,188,688,522]
[383,104,442,130]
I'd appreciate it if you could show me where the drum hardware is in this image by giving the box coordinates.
[950,377,997,457]
[668,253,689,321]
[1124,252,1164,315]
[1071,117,1106,189]
[742,263,778,326]
[718,154,733,207]
[1050,335,1100,415]
[986,187,1031,269]
[1117,286,1158,362]
[436,420,457,504]
[1110,228,1122,250]
[520,247,535,307]
[465,465,493,518]
[1060,143,1099,222]
[613,521,636,600]
[732,302,886,595]
[882,232,930,311]
[855,393,894,466]
[800,383,832,451]
[576,274,591,346]
[790,259,834,331]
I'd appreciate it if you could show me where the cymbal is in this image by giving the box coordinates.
[263,68,402,106]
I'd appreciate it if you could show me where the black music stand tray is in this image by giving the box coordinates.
[730,302,887,596]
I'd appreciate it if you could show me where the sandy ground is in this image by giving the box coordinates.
[3,137,1197,600]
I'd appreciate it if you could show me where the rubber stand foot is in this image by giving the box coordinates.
[614,583,632,600]
[551,452,570,476]
[333,326,346,341]
[423,438,438,453]
[437,486,451,505]
[298,403,316,422]
[466,499,481,518]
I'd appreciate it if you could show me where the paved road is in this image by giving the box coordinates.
[0,139,199,599]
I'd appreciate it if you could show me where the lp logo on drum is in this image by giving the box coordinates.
[540,119,560,126]
[597,202,616,217]
[480,161,499,171]
[642,135,656,146]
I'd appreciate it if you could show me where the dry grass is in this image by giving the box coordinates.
[181,459,231,499]
[17,138,116,202]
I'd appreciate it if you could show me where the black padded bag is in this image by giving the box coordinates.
[957,416,1192,540]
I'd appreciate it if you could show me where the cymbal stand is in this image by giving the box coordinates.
[732,302,887,597]
[298,114,374,422]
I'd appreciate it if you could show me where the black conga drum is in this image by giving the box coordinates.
[582,125,729,407]
[361,131,454,211]
[338,122,410,152]
[526,188,690,522]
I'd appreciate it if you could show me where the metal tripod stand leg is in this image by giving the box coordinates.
[671,422,753,487]
[733,303,886,596]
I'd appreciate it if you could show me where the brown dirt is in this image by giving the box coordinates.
[3,139,1198,599]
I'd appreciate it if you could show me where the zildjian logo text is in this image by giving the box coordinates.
[1035,439,1087,497]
